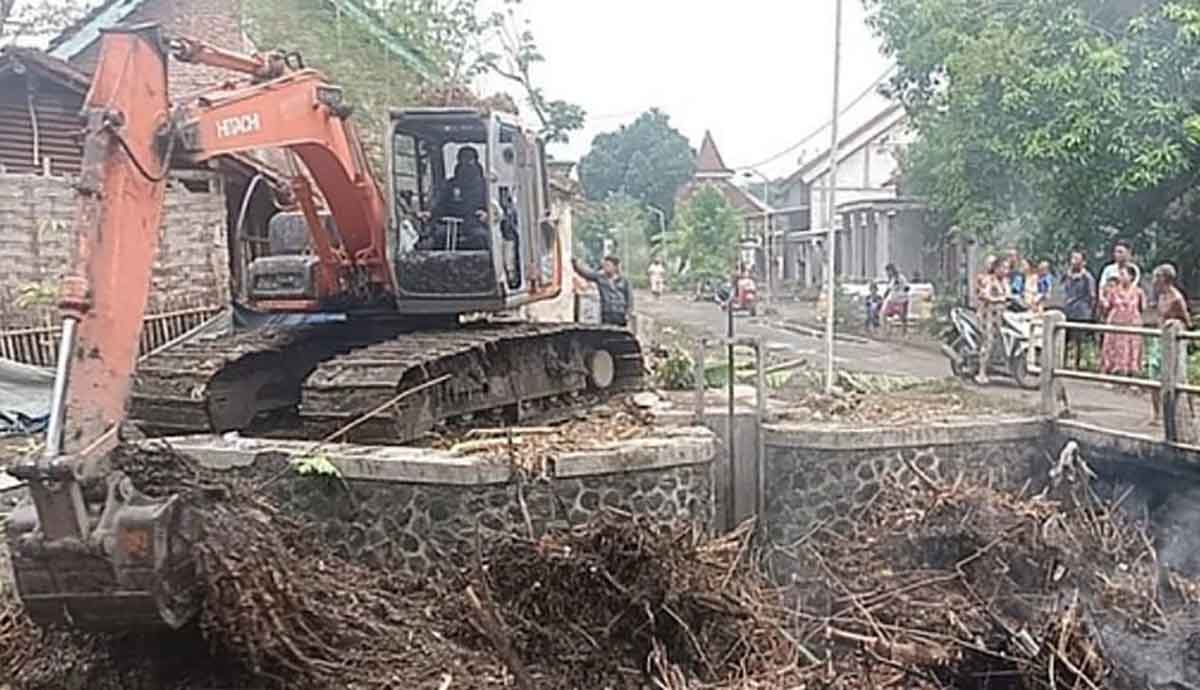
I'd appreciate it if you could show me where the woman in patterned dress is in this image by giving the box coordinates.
[975,256,1009,385]
[1099,265,1144,377]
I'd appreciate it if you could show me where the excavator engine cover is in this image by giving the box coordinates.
[5,472,200,631]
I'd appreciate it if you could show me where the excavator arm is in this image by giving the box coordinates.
[5,23,393,632]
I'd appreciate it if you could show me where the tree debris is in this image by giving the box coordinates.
[1,442,1196,689]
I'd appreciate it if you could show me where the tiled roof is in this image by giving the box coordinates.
[677,179,770,217]
[0,47,91,91]
[695,130,732,176]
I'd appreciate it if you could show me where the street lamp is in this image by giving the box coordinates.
[741,169,773,312]
[824,0,844,394]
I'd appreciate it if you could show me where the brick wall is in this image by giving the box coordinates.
[70,0,246,97]
[0,173,229,328]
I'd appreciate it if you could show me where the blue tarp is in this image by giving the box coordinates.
[0,358,53,437]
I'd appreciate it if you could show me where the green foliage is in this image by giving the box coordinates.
[652,345,695,390]
[578,109,695,225]
[246,0,583,171]
[244,0,434,171]
[15,281,55,309]
[482,2,585,144]
[290,453,343,478]
[574,194,653,285]
[665,186,740,278]
[866,0,1200,286]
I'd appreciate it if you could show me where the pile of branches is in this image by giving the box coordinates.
[4,441,1195,689]
[774,446,1199,689]
[442,515,805,689]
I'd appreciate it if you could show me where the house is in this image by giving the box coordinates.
[1,0,435,319]
[675,131,775,276]
[0,46,243,328]
[777,103,934,289]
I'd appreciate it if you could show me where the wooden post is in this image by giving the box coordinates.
[1161,321,1193,444]
[754,339,767,518]
[1040,311,1064,417]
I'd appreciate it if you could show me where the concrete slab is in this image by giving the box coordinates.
[147,426,718,486]
[765,416,1050,450]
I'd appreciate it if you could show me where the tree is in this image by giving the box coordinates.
[865,0,1200,285]
[578,109,695,228]
[666,186,740,278]
[2,0,99,45]
[483,2,585,144]
[574,194,652,285]
[246,0,584,173]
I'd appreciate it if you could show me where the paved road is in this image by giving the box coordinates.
[635,293,1158,435]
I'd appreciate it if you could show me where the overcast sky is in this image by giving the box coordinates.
[483,0,895,179]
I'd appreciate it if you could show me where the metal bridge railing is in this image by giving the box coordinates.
[0,305,222,369]
[1038,311,1197,443]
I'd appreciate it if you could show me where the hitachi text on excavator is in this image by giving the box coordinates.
[4,24,642,631]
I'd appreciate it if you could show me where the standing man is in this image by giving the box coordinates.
[1147,263,1193,426]
[574,255,633,327]
[1060,250,1097,370]
[1099,239,1141,293]
[647,258,667,300]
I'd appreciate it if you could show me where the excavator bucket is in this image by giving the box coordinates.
[4,23,201,631]
[4,472,200,631]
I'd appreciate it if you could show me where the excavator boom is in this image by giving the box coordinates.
[5,24,199,631]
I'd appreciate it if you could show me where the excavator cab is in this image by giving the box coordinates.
[387,108,561,314]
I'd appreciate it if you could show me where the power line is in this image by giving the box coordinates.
[737,64,897,171]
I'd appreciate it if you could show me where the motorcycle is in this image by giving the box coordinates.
[941,298,1039,389]
[719,276,759,316]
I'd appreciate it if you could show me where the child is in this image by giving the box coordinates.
[865,282,883,332]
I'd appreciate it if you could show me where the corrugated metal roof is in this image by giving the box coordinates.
[46,0,143,60]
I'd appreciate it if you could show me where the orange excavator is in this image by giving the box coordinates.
[4,24,641,631]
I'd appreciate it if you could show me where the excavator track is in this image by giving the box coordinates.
[129,320,644,444]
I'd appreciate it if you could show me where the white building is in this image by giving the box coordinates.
[778,104,932,288]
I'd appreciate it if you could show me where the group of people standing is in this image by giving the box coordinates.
[974,240,1192,423]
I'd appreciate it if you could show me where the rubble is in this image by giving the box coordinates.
[774,377,1034,427]
[416,397,658,464]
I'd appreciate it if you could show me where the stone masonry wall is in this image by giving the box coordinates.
[764,420,1048,546]
[272,463,712,579]
[0,174,229,327]
[161,429,716,580]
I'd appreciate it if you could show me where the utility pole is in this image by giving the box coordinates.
[824,0,844,394]
[742,170,773,313]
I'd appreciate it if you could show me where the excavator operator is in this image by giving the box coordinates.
[418,146,490,250]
